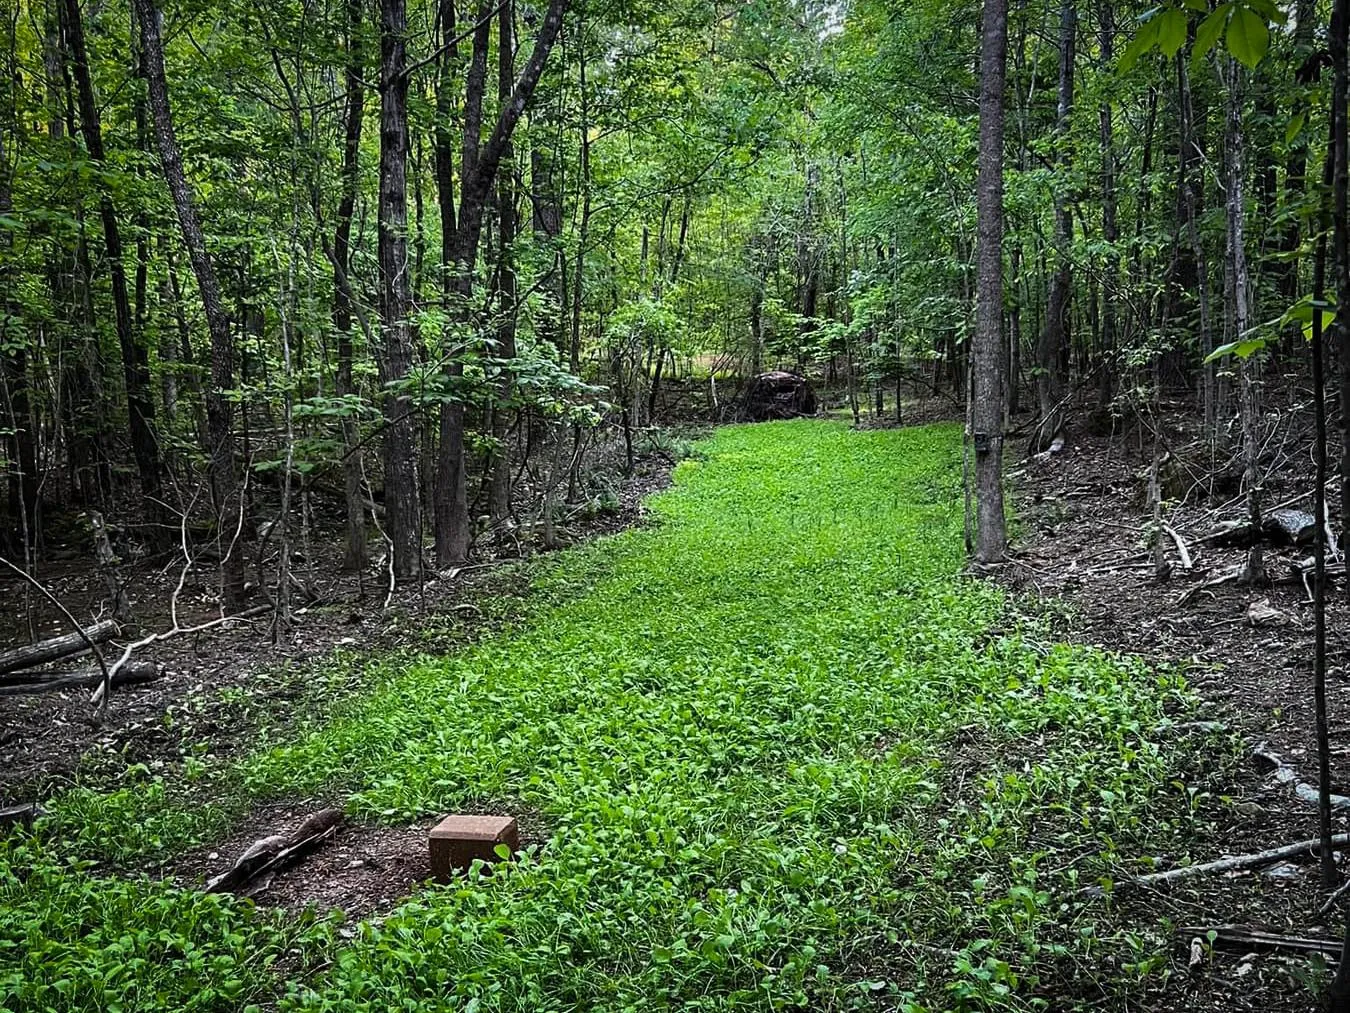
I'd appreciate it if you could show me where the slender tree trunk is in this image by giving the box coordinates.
[378,0,422,581]
[1336,0,1350,559]
[1034,0,1074,448]
[1222,63,1264,586]
[133,0,245,604]
[488,0,518,525]
[63,0,164,531]
[1097,1,1118,413]
[435,0,567,564]
[335,0,368,570]
[973,0,1008,563]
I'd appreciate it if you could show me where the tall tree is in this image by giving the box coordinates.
[435,0,568,565]
[62,0,164,533]
[972,0,1008,562]
[133,0,245,604]
[1033,0,1074,449]
[488,0,519,525]
[334,0,368,571]
[378,0,422,581]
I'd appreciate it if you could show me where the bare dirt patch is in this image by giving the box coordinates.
[174,796,556,918]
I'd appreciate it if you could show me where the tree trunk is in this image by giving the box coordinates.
[377,0,422,582]
[1096,1,1118,413]
[1034,0,1074,449]
[435,0,568,565]
[63,0,164,531]
[488,0,518,525]
[973,0,1009,563]
[1223,63,1264,586]
[133,0,245,604]
[335,0,368,571]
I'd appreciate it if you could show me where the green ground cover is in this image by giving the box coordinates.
[1,421,1223,1012]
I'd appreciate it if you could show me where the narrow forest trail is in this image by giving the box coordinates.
[6,422,1242,1011]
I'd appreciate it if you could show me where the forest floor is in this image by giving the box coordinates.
[0,435,678,798]
[998,396,1349,1012]
[1,417,1310,1012]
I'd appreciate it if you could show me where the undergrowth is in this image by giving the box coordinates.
[1,421,1228,1011]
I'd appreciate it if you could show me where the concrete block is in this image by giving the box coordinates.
[429,814,518,881]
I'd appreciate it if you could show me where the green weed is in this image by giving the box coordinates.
[1,421,1227,1011]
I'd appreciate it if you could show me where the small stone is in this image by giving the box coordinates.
[1263,862,1302,881]
[208,851,219,860]
[428,814,518,881]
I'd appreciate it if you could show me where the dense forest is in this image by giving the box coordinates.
[10,0,1350,1008]
[0,0,1336,587]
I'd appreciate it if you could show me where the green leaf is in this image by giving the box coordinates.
[1182,0,1210,10]
[1286,112,1306,144]
[1157,8,1188,56]
[1244,0,1287,24]
[1119,17,1162,71]
[1193,4,1231,64]
[1226,5,1269,68]
[1204,337,1268,362]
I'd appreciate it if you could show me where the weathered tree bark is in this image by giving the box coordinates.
[1033,0,1074,449]
[133,0,246,605]
[972,0,1008,563]
[378,0,422,581]
[1179,60,1216,437]
[433,0,485,568]
[1096,2,1118,413]
[1336,0,1350,561]
[0,617,118,674]
[1223,63,1263,586]
[62,0,164,530]
[488,0,519,525]
[335,0,368,571]
[434,0,568,565]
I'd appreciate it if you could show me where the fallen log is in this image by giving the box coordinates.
[205,807,343,894]
[1134,833,1350,888]
[0,618,118,675]
[0,661,161,696]
[1182,924,1343,958]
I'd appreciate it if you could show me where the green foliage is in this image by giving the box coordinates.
[3,423,1231,1011]
[1120,0,1286,72]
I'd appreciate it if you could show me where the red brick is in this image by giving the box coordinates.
[428,814,518,881]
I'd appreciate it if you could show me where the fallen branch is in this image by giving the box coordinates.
[0,661,161,696]
[0,555,114,723]
[1161,523,1193,571]
[89,606,269,707]
[0,617,118,675]
[1131,833,1350,888]
[1174,565,1243,606]
[1254,744,1350,810]
[1319,877,1350,917]
[1182,924,1343,958]
[205,807,343,894]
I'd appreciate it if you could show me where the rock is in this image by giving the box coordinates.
[1246,598,1287,627]
[1263,508,1316,546]
[737,372,817,422]
[1263,862,1303,881]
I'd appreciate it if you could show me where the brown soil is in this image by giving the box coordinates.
[171,798,555,917]
[996,400,1349,1011]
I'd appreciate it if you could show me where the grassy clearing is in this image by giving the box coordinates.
[2,421,1224,1012]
